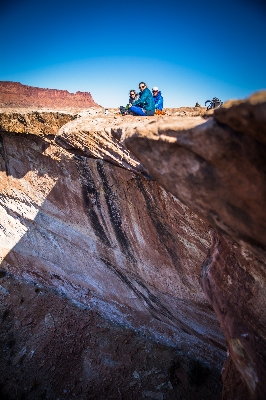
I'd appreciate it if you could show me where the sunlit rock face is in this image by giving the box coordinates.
[0,109,225,369]
[123,91,266,399]
[0,81,99,108]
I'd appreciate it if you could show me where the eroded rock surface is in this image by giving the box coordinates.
[0,271,223,400]
[0,109,76,137]
[213,91,266,145]
[2,93,265,398]
[201,231,266,400]
[123,93,266,258]
[123,91,266,399]
[55,114,151,176]
[0,108,225,372]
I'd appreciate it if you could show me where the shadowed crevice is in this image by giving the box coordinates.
[75,157,111,247]
[96,160,137,264]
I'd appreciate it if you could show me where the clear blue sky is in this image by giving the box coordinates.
[1,0,265,107]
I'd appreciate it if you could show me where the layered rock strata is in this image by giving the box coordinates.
[0,81,99,108]
[2,92,265,398]
[123,91,266,399]
[0,109,225,372]
[0,271,223,400]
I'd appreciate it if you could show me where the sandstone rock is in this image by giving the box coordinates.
[2,94,265,398]
[91,107,208,118]
[123,112,266,258]
[0,109,76,137]
[0,81,99,109]
[201,231,266,399]
[221,355,247,400]
[0,272,223,400]
[214,90,266,145]
[142,391,164,399]
[0,109,225,367]
[55,115,151,176]
[123,93,266,398]
[175,367,188,387]
[163,107,207,117]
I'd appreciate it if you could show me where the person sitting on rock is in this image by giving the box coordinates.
[129,89,139,104]
[120,90,139,115]
[152,86,164,112]
[128,82,155,116]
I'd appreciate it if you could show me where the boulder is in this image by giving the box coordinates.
[213,91,266,145]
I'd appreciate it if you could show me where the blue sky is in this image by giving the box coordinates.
[1,0,265,107]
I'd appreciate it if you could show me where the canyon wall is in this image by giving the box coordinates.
[1,90,265,399]
[0,110,225,371]
[124,91,266,399]
[0,81,99,109]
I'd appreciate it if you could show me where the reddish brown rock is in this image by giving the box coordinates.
[0,109,225,370]
[0,109,76,137]
[3,93,265,398]
[0,81,99,109]
[55,114,151,175]
[0,271,223,400]
[123,102,266,258]
[221,355,247,400]
[123,91,266,398]
[213,91,266,145]
[201,231,266,399]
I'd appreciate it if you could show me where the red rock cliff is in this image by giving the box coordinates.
[0,81,99,109]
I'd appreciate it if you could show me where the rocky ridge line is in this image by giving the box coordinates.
[0,81,99,109]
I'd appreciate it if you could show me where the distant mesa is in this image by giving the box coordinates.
[0,81,99,109]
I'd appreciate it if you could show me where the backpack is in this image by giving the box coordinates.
[155,109,165,115]
[205,97,223,110]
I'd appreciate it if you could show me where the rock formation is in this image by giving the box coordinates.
[0,108,224,358]
[1,89,265,399]
[123,94,266,259]
[0,106,227,398]
[124,91,266,399]
[0,81,99,109]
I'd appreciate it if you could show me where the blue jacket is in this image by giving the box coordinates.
[132,88,155,112]
[153,91,163,110]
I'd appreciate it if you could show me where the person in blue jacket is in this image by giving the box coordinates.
[129,82,155,116]
[152,86,163,110]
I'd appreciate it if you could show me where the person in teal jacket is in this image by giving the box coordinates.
[129,82,155,116]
